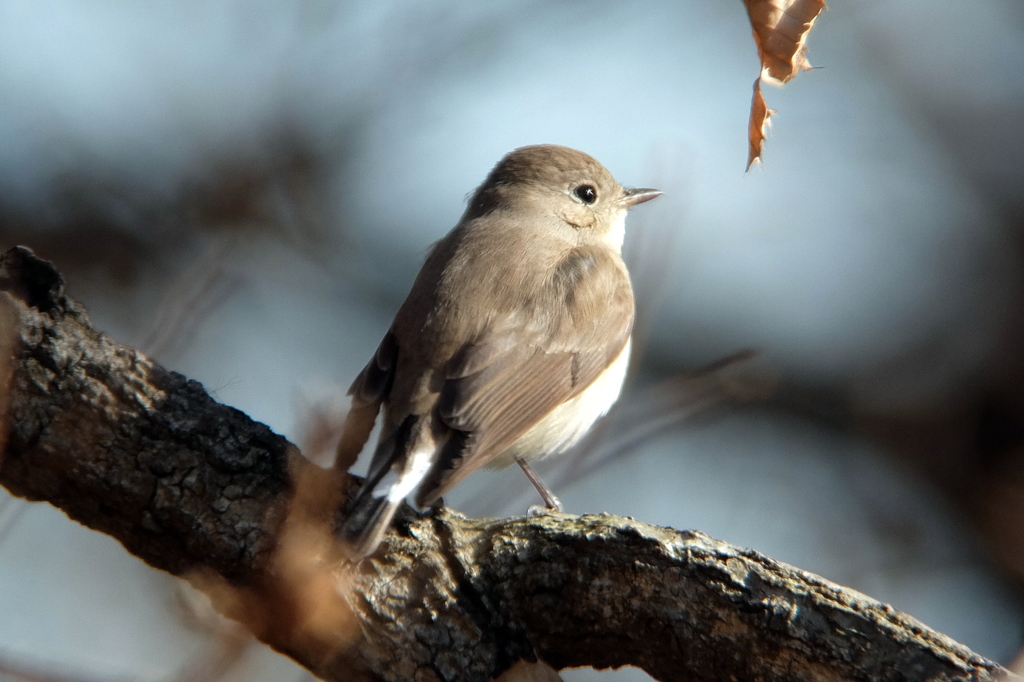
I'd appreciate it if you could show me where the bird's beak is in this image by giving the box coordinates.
[620,187,662,207]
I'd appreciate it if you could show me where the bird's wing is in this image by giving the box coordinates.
[334,331,397,474]
[416,247,634,506]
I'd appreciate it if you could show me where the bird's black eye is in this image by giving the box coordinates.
[573,184,597,204]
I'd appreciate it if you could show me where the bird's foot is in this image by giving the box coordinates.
[526,494,562,517]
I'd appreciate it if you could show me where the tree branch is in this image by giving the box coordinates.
[0,246,1014,682]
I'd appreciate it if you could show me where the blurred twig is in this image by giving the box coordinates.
[567,349,774,480]
[170,583,256,682]
[0,495,27,546]
[169,629,253,682]
[135,237,241,362]
[0,655,138,682]
[469,350,774,515]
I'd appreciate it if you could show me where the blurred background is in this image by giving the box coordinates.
[1,1,1023,680]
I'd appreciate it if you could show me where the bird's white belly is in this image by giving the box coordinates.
[487,338,631,468]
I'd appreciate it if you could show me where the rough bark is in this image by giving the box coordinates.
[0,246,1015,682]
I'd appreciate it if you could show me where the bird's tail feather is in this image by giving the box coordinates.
[340,491,401,560]
[340,415,424,559]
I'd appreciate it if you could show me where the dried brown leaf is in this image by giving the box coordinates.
[747,78,774,171]
[745,0,825,84]
[741,0,825,168]
[186,461,359,665]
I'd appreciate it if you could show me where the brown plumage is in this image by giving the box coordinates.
[337,145,660,558]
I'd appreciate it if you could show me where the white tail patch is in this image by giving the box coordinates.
[373,444,436,503]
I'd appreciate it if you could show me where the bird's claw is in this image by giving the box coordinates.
[526,496,562,517]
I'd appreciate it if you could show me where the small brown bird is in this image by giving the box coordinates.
[337,144,660,558]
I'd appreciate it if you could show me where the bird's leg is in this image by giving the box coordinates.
[516,457,563,514]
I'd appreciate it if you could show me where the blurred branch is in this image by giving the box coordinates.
[476,350,771,515]
[0,246,1014,682]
